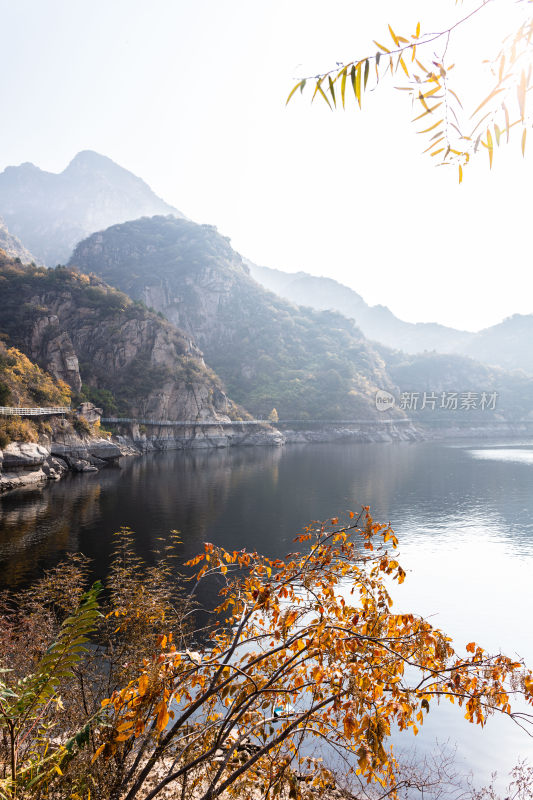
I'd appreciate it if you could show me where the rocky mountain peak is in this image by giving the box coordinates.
[0,152,184,266]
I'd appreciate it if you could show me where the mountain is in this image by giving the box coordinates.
[0,252,235,424]
[69,216,401,420]
[460,314,533,374]
[376,345,533,422]
[0,218,36,263]
[247,262,471,355]
[247,263,533,376]
[0,151,183,266]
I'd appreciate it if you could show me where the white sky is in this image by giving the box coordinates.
[0,0,531,331]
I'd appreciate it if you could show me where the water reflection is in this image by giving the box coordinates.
[1,439,533,786]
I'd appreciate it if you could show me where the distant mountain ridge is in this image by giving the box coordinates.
[247,262,533,375]
[0,151,183,266]
[246,262,471,354]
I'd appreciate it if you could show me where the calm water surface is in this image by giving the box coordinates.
[1,439,533,788]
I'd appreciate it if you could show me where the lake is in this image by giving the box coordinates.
[1,438,533,792]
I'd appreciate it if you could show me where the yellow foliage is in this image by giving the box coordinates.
[96,511,533,800]
[288,2,533,177]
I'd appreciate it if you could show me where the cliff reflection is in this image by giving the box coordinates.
[2,440,533,592]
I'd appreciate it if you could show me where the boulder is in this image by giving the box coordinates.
[88,440,122,460]
[42,456,68,480]
[77,402,103,424]
[62,455,98,473]
[2,443,50,470]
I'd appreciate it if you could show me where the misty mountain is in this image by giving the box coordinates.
[247,262,471,355]
[69,216,400,420]
[0,151,183,266]
[0,217,36,263]
[376,345,533,422]
[248,262,533,375]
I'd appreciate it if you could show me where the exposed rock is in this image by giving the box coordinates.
[30,316,82,392]
[51,437,125,462]
[77,402,102,424]
[0,217,36,263]
[129,423,284,452]
[42,456,68,480]
[0,433,130,494]
[282,424,420,444]
[0,468,48,493]
[62,456,98,473]
[2,442,49,469]
[88,455,107,467]
[0,256,238,426]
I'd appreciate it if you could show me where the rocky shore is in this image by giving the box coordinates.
[0,436,131,493]
[0,418,423,495]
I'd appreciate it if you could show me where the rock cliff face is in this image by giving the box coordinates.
[0,151,184,266]
[0,254,235,425]
[70,216,400,421]
[0,222,36,263]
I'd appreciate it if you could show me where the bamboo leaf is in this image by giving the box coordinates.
[340,68,347,108]
[423,136,444,153]
[522,127,527,156]
[448,88,464,109]
[364,59,370,90]
[286,80,305,106]
[328,76,336,107]
[412,101,443,122]
[388,24,400,47]
[418,118,443,135]
[398,55,409,77]
[316,82,332,109]
[355,62,362,109]
[486,128,494,168]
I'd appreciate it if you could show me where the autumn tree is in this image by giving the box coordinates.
[0,532,193,800]
[93,511,533,800]
[287,0,533,180]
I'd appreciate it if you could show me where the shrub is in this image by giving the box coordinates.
[0,416,38,449]
[72,414,92,437]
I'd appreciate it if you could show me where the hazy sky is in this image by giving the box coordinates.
[1,0,531,331]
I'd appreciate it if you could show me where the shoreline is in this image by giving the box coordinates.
[2,418,532,496]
